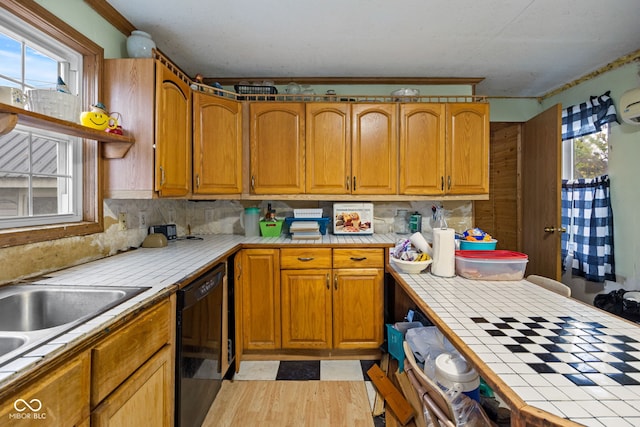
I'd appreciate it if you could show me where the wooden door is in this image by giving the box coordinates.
[240,249,281,350]
[446,103,489,195]
[522,104,562,279]
[249,103,305,194]
[91,346,173,427]
[351,104,398,194]
[281,269,332,349]
[193,93,242,194]
[333,268,384,350]
[399,103,446,195]
[155,60,191,197]
[474,123,521,250]
[305,103,351,194]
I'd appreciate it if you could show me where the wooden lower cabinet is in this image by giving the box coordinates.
[238,249,281,350]
[333,268,384,349]
[281,268,333,349]
[91,345,173,427]
[279,248,384,351]
[0,351,90,427]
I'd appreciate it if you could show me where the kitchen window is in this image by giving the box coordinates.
[0,13,83,229]
[562,125,608,180]
[0,1,103,247]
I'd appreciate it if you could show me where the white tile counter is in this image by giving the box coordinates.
[393,269,640,427]
[0,233,397,387]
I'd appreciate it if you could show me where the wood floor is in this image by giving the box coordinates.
[202,380,375,427]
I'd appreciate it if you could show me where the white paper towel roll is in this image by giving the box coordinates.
[431,228,456,277]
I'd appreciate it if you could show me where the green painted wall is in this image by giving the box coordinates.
[35,0,126,58]
[543,62,640,289]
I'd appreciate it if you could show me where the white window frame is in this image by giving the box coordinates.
[0,10,84,229]
[562,124,609,180]
[0,0,104,248]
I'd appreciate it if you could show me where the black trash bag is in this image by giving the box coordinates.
[594,289,626,315]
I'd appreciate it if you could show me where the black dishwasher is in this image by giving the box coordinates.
[175,262,231,427]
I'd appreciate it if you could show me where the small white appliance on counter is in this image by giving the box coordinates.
[332,203,374,235]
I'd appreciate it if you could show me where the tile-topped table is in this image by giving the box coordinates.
[391,270,640,427]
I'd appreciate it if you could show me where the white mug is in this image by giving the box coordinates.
[0,86,27,108]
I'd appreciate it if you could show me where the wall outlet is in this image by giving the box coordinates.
[118,212,127,231]
[138,211,147,229]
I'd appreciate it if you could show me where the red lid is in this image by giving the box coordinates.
[455,250,528,260]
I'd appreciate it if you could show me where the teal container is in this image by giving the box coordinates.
[459,239,497,250]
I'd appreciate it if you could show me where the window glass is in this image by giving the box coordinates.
[562,124,609,180]
[0,9,83,229]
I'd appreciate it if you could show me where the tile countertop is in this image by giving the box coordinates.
[0,233,397,388]
[394,269,640,427]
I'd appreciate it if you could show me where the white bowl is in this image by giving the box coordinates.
[390,257,432,274]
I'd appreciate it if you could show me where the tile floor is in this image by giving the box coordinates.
[232,359,380,411]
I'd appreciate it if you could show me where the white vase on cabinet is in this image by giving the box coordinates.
[126,30,156,58]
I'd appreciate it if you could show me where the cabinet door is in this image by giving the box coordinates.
[281,269,333,349]
[91,346,173,427]
[103,58,156,198]
[0,351,90,427]
[193,92,243,194]
[446,103,489,195]
[250,103,305,194]
[305,103,351,194]
[155,60,191,197]
[333,268,384,350]
[351,103,398,194]
[240,249,281,350]
[399,103,446,195]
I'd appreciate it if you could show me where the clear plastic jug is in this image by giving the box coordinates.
[241,207,261,237]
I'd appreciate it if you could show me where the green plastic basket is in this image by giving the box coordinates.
[259,219,283,237]
[386,324,405,373]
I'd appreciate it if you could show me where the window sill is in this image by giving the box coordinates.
[0,103,134,158]
[0,221,103,249]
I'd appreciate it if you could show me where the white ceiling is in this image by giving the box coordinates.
[106,0,640,97]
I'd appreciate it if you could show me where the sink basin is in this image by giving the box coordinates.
[0,336,27,357]
[0,288,135,331]
[0,284,148,367]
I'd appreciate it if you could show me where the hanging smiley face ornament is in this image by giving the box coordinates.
[80,102,118,131]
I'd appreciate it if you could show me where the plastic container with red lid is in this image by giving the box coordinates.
[455,250,528,280]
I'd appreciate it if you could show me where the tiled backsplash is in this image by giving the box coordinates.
[0,198,473,285]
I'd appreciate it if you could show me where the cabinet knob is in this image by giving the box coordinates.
[297,257,314,261]
[334,274,338,290]
[346,176,350,191]
[326,273,330,289]
[350,257,367,261]
[160,166,166,186]
[441,176,444,191]
[353,176,357,191]
[196,174,200,189]
[447,175,451,190]
[251,175,255,191]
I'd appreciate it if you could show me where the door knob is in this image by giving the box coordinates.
[544,226,567,233]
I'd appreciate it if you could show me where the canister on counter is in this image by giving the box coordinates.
[409,212,422,233]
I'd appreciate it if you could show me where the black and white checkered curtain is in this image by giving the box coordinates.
[561,91,618,140]
[561,175,615,282]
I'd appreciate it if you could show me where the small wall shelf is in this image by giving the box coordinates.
[0,102,134,158]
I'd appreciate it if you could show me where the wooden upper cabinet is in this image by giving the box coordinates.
[193,92,242,195]
[446,103,489,195]
[305,103,351,194]
[399,103,446,195]
[351,104,398,194]
[249,103,305,194]
[103,57,191,198]
[155,61,192,197]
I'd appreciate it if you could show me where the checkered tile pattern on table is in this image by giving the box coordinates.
[473,315,640,387]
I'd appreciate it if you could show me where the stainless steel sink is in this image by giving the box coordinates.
[0,284,149,367]
[0,336,26,356]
